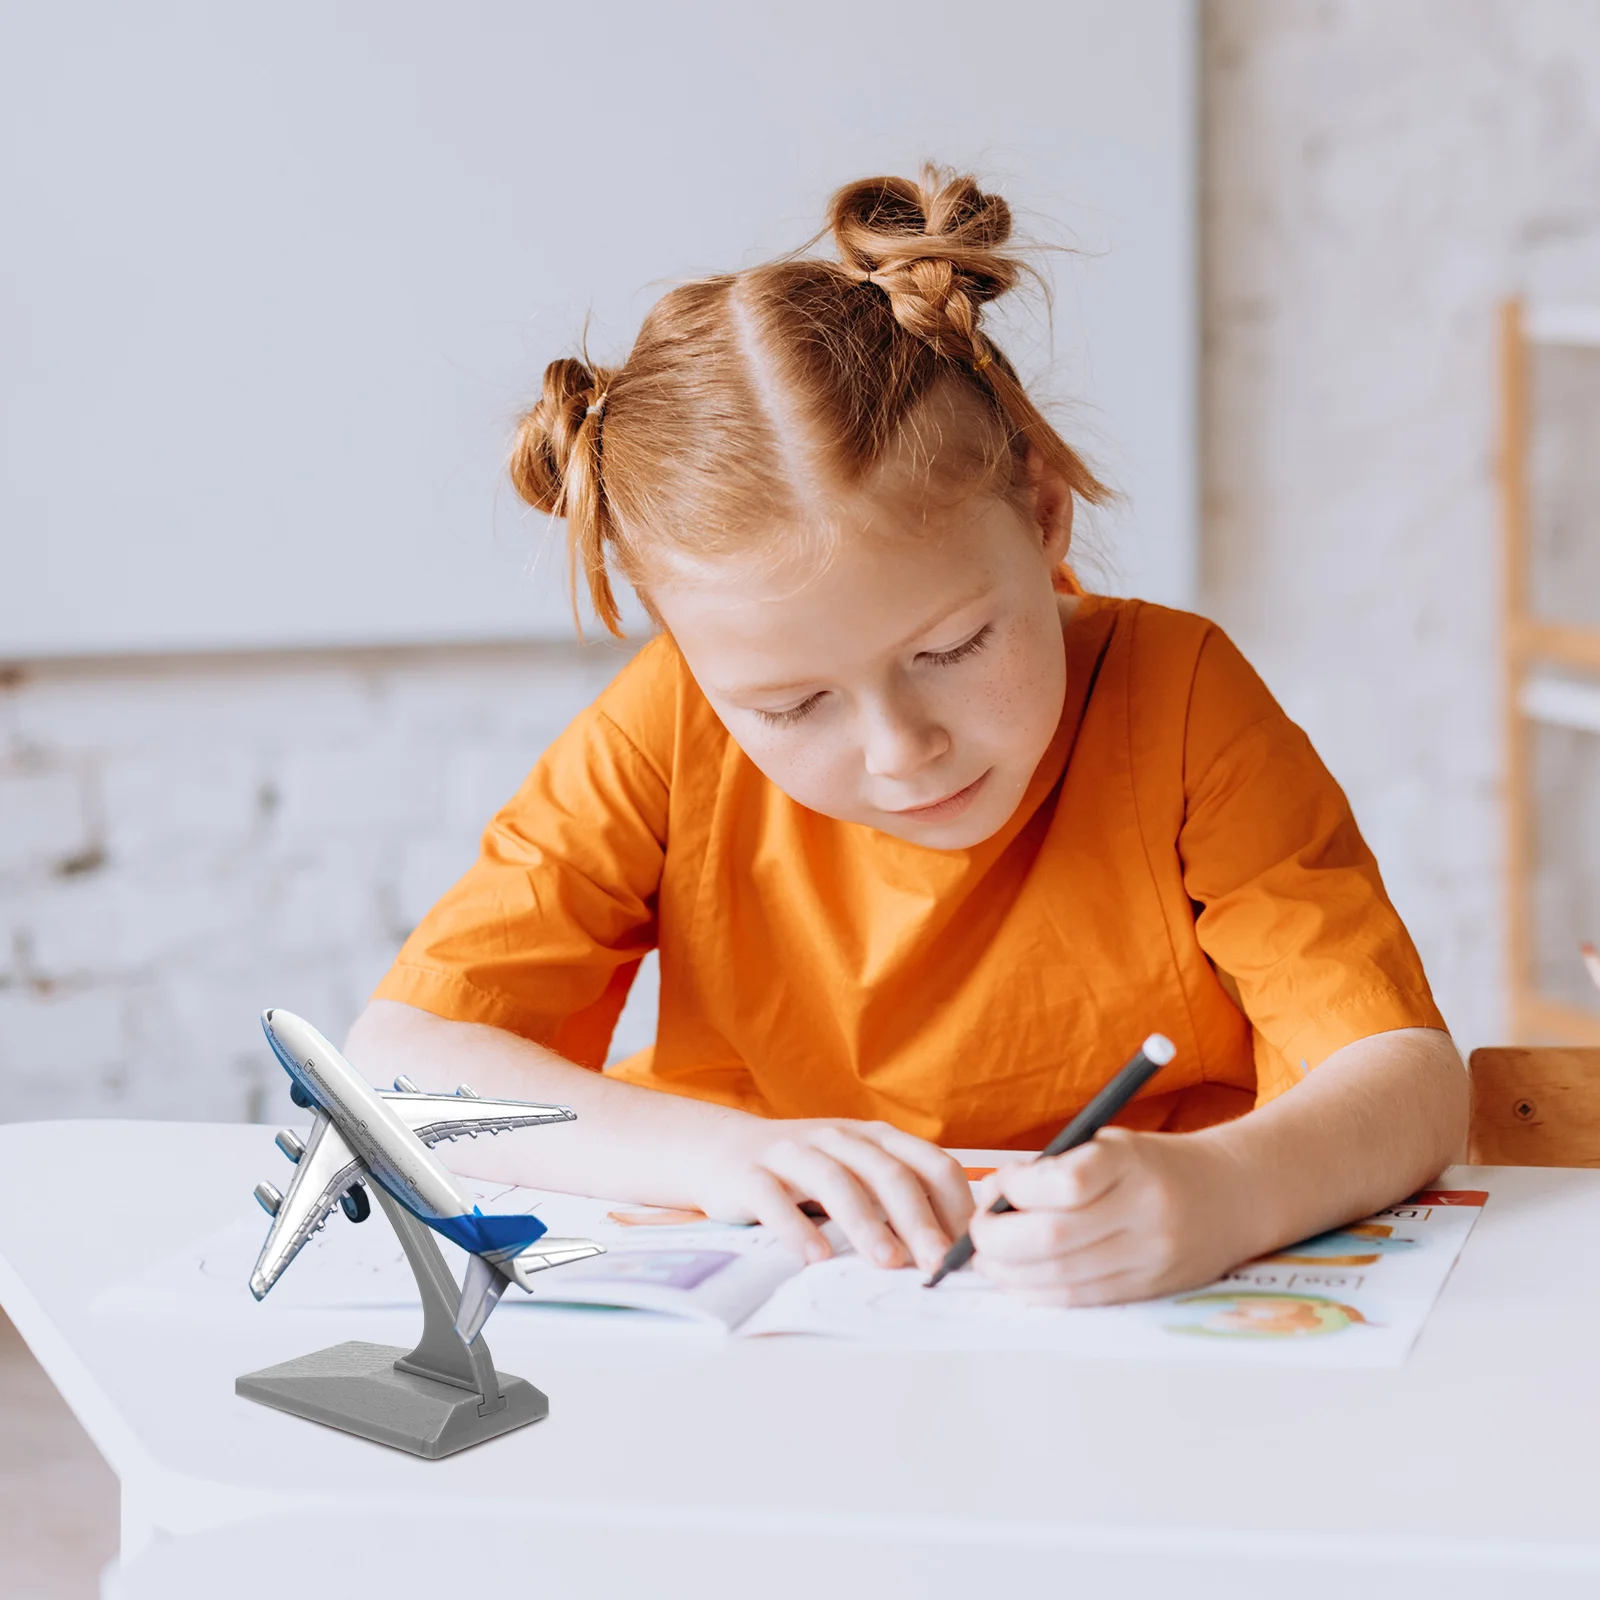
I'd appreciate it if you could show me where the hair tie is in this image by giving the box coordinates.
[972,343,993,372]
[586,392,609,419]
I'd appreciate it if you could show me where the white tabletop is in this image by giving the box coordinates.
[4,1120,1600,1599]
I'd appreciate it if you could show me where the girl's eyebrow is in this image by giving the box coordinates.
[728,585,997,698]
[887,584,995,653]
[896,585,992,652]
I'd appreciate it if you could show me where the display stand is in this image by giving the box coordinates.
[235,1187,548,1458]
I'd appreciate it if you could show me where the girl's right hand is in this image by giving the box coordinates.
[691,1117,974,1275]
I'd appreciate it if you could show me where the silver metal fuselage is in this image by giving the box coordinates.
[263,1010,473,1226]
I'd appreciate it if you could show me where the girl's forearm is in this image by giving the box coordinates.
[342,998,755,1207]
[343,1005,1468,1268]
[1193,1026,1470,1260]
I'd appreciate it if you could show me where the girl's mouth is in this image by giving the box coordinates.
[889,769,991,822]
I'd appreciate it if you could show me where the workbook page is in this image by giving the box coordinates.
[99,1181,808,1333]
[739,1189,1486,1367]
[104,1167,1483,1366]
[497,1190,810,1330]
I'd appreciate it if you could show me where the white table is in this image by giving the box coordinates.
[3,1120,1599,1599]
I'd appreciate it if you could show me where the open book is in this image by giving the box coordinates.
[101,1157,1484,1368]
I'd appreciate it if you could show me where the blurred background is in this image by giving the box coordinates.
[3,0,1599,1126]
[5,3,1600,1594]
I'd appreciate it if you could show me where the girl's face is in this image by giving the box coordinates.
[650,465,1074,849]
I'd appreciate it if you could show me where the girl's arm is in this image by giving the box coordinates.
[967,1026,1469,1304]
[344,999,973,1275]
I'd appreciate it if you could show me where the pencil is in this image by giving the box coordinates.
[1582,942,1600,997]
[924,1033,1177,1289]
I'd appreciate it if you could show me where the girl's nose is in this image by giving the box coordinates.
[860,697,950,780]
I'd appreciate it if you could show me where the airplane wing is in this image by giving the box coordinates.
[248,1112,365,1300]
[380,1091,576,1146]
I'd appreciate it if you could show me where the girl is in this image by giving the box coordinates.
[347,169,1466,1306]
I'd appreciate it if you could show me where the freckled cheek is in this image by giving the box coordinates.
[967,631,1061,747]
[739,726,861,809]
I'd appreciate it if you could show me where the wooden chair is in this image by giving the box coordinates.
[1468,1048,1600,1166]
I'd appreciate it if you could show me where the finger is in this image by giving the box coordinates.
[969,1199,1128,1268]
[761,1142,908,1268]
[1003,1265,1158,1309]
[739,1169,832,1264]
[976,1224,1140,1289]
[862,1126,976,1242]
[996,1136,1130,1212]
[815,1129,956,1271]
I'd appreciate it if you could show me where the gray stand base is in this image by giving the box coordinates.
[236,1339,548,1458]
[237,1185,547,1457]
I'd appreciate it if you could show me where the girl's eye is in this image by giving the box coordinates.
[755,693,824,728]
[920,623,993,667]
[748,627,990,727]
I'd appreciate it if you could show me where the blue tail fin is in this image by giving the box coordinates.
[428,1209,548,1258]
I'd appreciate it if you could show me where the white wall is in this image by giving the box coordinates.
[0,643,653,1122]
[1204,0,1600,1051]
[1,0,1196,656]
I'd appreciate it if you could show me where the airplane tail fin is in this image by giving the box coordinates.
[452,1237,606,1341]
[502,1238,606,1293]
[455,1253,508,1344]
[431,1208,548,1257]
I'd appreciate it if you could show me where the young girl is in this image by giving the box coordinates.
[347,169,1466,1306]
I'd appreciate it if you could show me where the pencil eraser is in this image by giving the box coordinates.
[1142,1033,1176,1066]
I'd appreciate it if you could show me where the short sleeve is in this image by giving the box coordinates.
[371,640,678,1068]
[1177,627,1447,1089]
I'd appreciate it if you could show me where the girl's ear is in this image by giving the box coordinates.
[1023,446,1074,564]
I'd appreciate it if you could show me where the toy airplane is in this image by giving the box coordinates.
[250,1008,603,1343]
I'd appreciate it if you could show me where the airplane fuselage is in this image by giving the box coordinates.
[262,1009,472,1227]
[251,1008,600,1341]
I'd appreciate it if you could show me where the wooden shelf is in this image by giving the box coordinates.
[1513,993,1600,1047]
[1500,298,1600,1044]
[1510,617,1600,675]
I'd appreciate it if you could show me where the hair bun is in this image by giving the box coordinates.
[509,356,614,515]
[827,167,1019,357]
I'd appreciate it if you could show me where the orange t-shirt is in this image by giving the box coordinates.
[374,597,1446,1149]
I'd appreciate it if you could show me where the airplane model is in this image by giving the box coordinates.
[250,1008,603,1343]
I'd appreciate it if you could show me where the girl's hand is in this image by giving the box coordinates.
[693,1118,974,1276]
[969,1128,1255,1305]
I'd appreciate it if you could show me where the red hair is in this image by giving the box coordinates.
[510,167,1109,635]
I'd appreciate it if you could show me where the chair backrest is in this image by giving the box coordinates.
[1468,1048,1600,1167]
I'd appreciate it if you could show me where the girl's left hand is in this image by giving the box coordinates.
[968,1128,1258,1306]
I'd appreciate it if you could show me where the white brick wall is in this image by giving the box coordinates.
[0,644,647,1123]
[1204,0,1600,1050]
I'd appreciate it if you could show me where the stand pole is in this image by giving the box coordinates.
[373,1187,505,1413]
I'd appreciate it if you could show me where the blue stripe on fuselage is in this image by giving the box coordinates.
[429,1209,548,1256]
